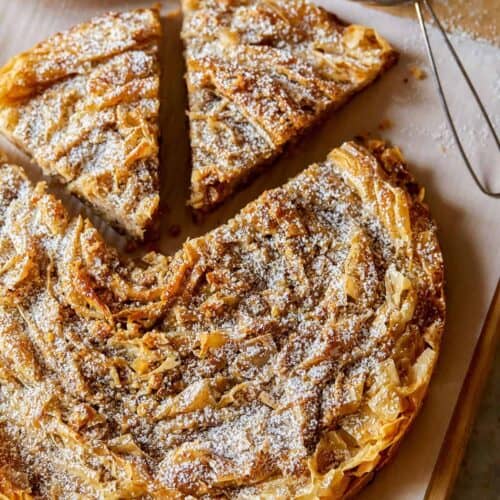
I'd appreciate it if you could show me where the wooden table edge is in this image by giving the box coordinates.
[425,280,500,500]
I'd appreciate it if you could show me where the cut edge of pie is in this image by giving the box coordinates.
[0,8,162,239]
[182,0,398,213]
[0,138,444,499]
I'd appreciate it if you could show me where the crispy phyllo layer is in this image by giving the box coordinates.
[0,140,444,498]
[182,0,398,211]
[0,8,162,239]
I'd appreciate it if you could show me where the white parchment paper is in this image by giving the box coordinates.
[0,1,498,498]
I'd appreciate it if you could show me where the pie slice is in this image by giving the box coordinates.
[0,8,162,239]
[182,0,398,211]
[0,140,444,498]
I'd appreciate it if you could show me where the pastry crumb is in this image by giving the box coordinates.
[410,65,427,80]
[378,119,393,131]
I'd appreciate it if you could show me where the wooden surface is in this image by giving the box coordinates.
[426,283,500,500]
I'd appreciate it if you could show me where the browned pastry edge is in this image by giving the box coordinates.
[0,138,445,499]
[0,8,162,240]
[188,51,398,218]
[182,0,399,214]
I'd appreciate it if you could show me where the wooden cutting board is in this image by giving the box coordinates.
[426,284,500,499]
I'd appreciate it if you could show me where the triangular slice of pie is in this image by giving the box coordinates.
[0,140,444,498]
[0,8,162,239]
[182,0,398,211]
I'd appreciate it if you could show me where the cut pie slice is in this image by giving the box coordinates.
[0,8,162,239]
[182,0,398,211]
[0,140,444,498]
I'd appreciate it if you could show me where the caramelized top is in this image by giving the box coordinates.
[0,140,444,498]
[182,0,397,211]
[0,9,162,239]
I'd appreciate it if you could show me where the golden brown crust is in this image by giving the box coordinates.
[0,139,444,498]
[182,0,398,212]
[0,8,162,239]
